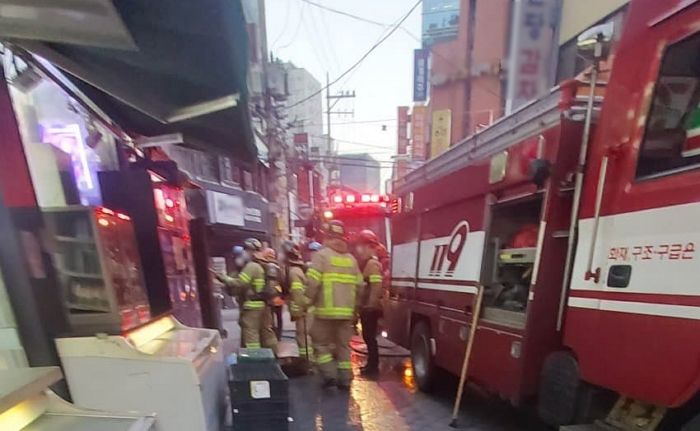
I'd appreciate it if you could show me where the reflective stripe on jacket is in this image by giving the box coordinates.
[238,261,266,310]
[361,257,384,310]
[288,265,308,317]
[305,241,362,319]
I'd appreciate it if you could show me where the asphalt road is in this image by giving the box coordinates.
[222,307,548,430]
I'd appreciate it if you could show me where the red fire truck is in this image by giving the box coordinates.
[321,186,394,246]
[385,1,700,429]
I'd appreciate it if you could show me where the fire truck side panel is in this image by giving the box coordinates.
[389,124,587,402]
[386,213,420,347]
[565,0,700,408]
[515,121,582,397]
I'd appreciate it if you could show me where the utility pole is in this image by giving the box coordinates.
[325,72,355,185]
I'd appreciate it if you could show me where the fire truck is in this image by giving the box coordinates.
[316,185,394,247]
[385,1,700,429]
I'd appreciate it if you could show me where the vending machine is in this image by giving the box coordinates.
[42,205,151,334]
[100,165,202,327]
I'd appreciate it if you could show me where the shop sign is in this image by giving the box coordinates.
[431,109,452,158]
[422,0,460,46]
[207,191,244,226]
[506,0,559,112]
[413,49,429,102]
[411,105,428,161]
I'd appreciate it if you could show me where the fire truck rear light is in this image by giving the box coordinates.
[117,213,130,220]
[333,195,343,204]
[323,210,333,219]
[370,194,380,203]
[361,194,371,203]
[346,195,356,203]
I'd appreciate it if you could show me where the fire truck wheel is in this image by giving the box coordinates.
[411,321,436,392]
[537,351,584,426]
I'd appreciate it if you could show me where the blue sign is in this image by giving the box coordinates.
[422,0,460,46]
[413,49,429,102]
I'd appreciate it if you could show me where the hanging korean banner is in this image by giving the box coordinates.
[413,49,429,102]
[411,105,428,161]
[506,0,560,112]
[430,109,452,158]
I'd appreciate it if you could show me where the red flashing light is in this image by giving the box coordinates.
[333,195,343,204]
[165,198,175,208]
[370,194,380,203]
[346,195,356,203]
[98,207,115,215]
[98,218,110,227]
[117,213,130,221]
[361,194,371,203]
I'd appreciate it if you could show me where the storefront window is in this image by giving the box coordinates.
[5,59,119,207]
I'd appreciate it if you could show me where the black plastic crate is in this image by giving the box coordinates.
[230,362,288,402]
[229,361,289,431]
[232,414,288,431]
[238,348,277,364]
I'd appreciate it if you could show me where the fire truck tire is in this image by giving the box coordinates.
[411,321,436,392]
[537,351,585,426]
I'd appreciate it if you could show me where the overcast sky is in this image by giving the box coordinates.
[265,0,422,187]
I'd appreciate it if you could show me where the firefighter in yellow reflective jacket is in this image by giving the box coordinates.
[305,220,362,389]
[282,241,313,363]
[217,238,277,353]
[355,229,385,377]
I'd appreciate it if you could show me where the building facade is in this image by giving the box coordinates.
[338,153,381,194]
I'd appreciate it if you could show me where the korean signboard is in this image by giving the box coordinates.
[397,107,409,155]
[413,49,429,102]
[506,0,559,113]
[422,0,460,46]
[411,105,428,161]
[397,106,410,179]
[430,109,452,158]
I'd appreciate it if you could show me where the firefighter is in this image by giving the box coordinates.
[262,247,284,340]
[354,229,385,377]
[216,238,277,353]
[281,241,313,364]
[305,220,362,389]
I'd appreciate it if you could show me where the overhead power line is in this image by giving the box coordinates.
[286,0,423,110]
[308,134,393,151]
[299,0,421,42]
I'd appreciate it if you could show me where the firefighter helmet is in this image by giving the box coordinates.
[356,229,380,246]
[261,247,277,262]
[282,240,303,263]
[325,220,347,239]
[243,238,263,252]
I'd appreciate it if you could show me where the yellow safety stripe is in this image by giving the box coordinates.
[316,353,333,364]
[307,268,322,281]
[243,300,265,310]
[239,272,252,283]
[246,342,261,348]
[291,281,304,291]
[322,273,360,284]
[298,347,313,355]
[337,361,352,370]
[369,274,382,283]
[314,307,354,319]
[252,278,264,292]
[330,256,354,268]
[289,304,301,312]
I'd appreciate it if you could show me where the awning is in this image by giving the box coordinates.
[2,0,255,160]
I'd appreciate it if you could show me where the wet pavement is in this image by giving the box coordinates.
[221,307,548,431]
